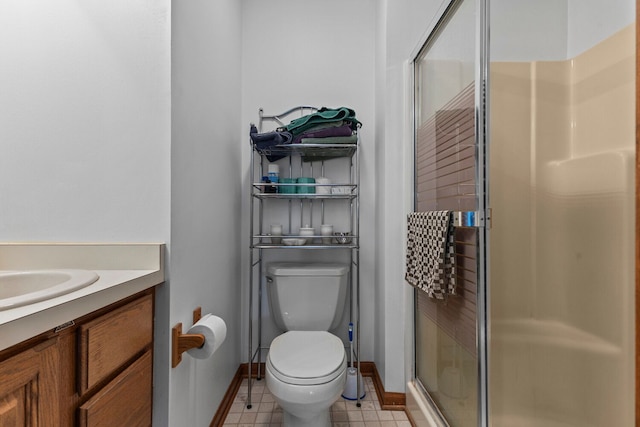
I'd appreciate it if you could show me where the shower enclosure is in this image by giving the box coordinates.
[411,0,635,426]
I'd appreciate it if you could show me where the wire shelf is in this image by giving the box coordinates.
[252,142,357,159]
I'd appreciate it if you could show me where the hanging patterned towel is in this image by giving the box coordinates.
[405,211,456,300]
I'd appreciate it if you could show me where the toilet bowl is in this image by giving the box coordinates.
[266,331,347,427]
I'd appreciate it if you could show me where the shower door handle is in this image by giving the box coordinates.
[452,209,491,229]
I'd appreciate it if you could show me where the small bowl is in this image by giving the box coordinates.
[282,238,307,246]
[333,232,352,244]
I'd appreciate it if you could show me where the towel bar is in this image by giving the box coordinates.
[452,210,490,228]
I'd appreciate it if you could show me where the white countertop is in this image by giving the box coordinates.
[0,243,165,351]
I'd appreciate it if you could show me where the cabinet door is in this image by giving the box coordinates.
[77,350,152,427]
[0,339,60,427]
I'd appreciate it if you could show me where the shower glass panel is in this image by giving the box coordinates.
[413,0,481,425]
[488,1,635,426]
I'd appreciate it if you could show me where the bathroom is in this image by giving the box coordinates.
[0,0,635,426]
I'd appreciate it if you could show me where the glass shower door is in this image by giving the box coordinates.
[412,0,488,426]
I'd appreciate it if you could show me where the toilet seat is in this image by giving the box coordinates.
[267,331,346,386]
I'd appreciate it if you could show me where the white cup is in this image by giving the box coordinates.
[316,177,331,195]
[270,224,282,244]
[320,224,333,244]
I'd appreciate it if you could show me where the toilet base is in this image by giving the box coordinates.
[283,408,331,427]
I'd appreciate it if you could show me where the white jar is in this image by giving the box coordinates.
[299,225,315,245]
[320,224,333,244]
[270,224,283,244]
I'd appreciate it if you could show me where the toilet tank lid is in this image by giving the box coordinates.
[267,262,349,277]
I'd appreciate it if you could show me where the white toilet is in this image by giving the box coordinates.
[265,262,349,427]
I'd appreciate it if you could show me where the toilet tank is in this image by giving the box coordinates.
[266,262,349,332]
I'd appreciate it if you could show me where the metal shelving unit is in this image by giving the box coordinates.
[246,106,362,408]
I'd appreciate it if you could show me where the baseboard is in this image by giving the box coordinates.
[359,361,406,409]
[211,361,406,426]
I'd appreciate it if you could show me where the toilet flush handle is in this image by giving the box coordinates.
[266,276,273,284]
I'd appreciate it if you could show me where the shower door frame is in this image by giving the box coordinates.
[635,0,640,422]
[410,0,490,425]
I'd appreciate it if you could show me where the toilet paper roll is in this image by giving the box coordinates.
[186,313,227,359]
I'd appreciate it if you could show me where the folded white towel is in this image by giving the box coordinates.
[405,211,456,300]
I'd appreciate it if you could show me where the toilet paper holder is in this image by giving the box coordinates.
[172,307,205,368]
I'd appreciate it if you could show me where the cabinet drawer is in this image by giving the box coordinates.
[77,350,152,427]
[78,294,153,394]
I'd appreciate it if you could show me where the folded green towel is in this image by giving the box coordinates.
[300,135,358,145]
[283,107,361,136]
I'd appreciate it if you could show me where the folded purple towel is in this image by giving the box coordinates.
[291,123,353,144]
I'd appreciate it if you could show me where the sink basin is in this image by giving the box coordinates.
[0,270,99,311]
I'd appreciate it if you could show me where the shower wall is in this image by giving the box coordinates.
[489,24,635,426]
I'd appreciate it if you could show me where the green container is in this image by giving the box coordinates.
[296,177,316,194]
[279,177,297,194]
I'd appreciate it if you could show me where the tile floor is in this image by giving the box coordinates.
[223,376,412,426]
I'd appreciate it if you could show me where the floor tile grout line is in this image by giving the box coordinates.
[223,377,411,426]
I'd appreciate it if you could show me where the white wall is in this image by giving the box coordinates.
[379,0,447,393]
[0,0,171,243]
[238,0,448,397]
[240,0,377,362]
[491,0,568,61]
[169,1,242,426]
[491,0,635,61]
[0,0,175,423]
[0,0,173,423]
[567,0,635,57]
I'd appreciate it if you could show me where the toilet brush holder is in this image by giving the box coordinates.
[342,367,365,400]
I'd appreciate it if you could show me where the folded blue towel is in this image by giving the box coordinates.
[250,125,293,161]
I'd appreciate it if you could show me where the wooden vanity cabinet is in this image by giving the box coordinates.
[0,336,61,427]
[0,289,155,427]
